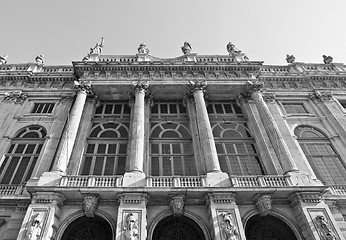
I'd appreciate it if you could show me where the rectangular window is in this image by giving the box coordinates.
[207,102,243,116]
[31,103,55,114]
[94,102,130,118]
[282,103,308,114]
[151,102,186,118]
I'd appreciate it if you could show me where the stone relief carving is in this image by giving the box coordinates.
[3,90,28,104]
[0,54,8,64]
[181,41,192,55]
[82,193,99,218]
[254,194,272,216]
[35,55,44,64]
[315,215,336,240]
[262,92,276,102]
[25,213,43,240]
[123,212,139,240]
[170,196,184,216]
[137,43,149,54]
[220,211,239,240]
[323,55,333,64]
[286,54,295,64]
[227,42,249,61]
[309,90,333,102]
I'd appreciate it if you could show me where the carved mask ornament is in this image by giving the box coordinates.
[170,196,185,217]
[82,194,99,217]
[254,194,272,216]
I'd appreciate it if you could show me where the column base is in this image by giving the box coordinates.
[286,171,323,186]
[122,171,146,187]
[205,171,231,187]
[37,171,64,186]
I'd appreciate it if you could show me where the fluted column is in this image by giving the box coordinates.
[188,81,221,173]
[52,82,92,174]
[128,81,148,173]
[241,81,299,173]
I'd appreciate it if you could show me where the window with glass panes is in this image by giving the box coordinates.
[94,101,131,118]
[282,103,308,114]
[82,122,128,175]
[0,125,46,184]
[208,101,263,175]
[150,102,196,176]
[31,103,55,114]
[295,126,346,185]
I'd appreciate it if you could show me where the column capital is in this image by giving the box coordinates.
[309,90,333,102]
[74,80,93,95]
[188,80,207,94]
[241,80,264,100]
[288,192,323,207]
[131,81,149,95]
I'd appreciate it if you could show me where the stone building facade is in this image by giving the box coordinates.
[0,42,346,240]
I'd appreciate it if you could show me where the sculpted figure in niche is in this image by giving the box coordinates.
[181,41,192,55]
[315,215,336,240]
[123,213,138,240]
[220,212,239,240]
[25,213,43,240]
[90,37,104,55]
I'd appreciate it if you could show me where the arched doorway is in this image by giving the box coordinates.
[152,215,205,240]
[61,216,112,240]
[245,214,297,240]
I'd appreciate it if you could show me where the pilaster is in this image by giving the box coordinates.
[206,193,246,240]
[16,192,65,240]
[116,193,148,240]
[289,192,345,240]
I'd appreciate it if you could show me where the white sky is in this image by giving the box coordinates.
[1,0,345,65]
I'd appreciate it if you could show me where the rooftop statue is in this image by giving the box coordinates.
[227,42,249,61]
[286,54,295,64]
[0,55,8,65]
[35,55,44,64]
[323,55,333,64]
[181,41,192,55]
[90,37,104,55]
[137,43,149,54]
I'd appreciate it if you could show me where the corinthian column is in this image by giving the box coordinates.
[52,81,92,174]
[188,81,221,173]
[241,81,299,173]
[123,82,148,187]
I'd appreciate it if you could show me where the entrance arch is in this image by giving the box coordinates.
[152,215,205,240]
[61,215,112,240]
[245,214,297,240]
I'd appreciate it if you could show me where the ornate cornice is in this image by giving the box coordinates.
[32,192,66,206]
[206,193,236,204]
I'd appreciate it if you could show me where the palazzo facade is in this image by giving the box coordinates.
[1,42,346,240]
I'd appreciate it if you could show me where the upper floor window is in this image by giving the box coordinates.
[150,123,196,176]
[31,103,55,114]
[295,126,346,185]
[282,103,308,114]
[0,125,46,184]
[94,102,130,118]
[151,102,186,118]
[212,122,264,176]
[81,122,128,175]
[207,102,243,116]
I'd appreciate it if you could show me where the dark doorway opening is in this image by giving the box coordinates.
[245,214,297,240]
[61,215,112,240]
[152,215,205,240]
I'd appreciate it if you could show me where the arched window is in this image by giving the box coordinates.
[81,122,129,175]
[150,123,196,176]
[212,122,264,175]
[295,126,346,185]
[0,125,46,184]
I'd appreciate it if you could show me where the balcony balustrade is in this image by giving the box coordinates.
[0,184,24,195]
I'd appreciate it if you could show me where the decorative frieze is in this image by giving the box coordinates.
[119,193,148,205]
[2,90,28,104]
[254,194,272,216]
[82,193,100,218]
[207,193,236,204]
[170,195,185,217]
[309,90,333,102]
[32,192,66,206]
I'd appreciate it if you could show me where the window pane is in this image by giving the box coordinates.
[117,157,126,175]
[173,157,183,175]
[97,144,106,154]
[12,157,30,184]
[151,144,159,154]
[93,157,104,175]
[108,144,117,154]
[104,105,113,114]
[119,144,127,154]
[86,144,95,153]
[1,157,20,184]
[151,157,159,176]
[162,157,172,176]
[25,157,38,182]
[15,145,26,154]
[114,104,122,114]
[215,104,223,114]
[25,144,36,154]
[170,104,177,114]
[82,157,92,175]
[184,156,197,175]
[104,157,115,175]
[160,104,168,114]
[224,104,232,114]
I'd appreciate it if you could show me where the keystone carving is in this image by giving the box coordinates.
[0,54,8,64]
[82,193,99,217]
[181,41,192,55]
[220,211,239,240]
[3,90,28,104]
[170,196,185,217]
[254,194,272,216]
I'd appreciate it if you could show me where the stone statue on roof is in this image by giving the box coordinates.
[0,55,8,65]
[181,41,192,55]
[323,55,333,64]
[35,55,44,64]
[286,54,295,64]
[137,43,149,54]
[90,37,104,55]
[227,42,249,61]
